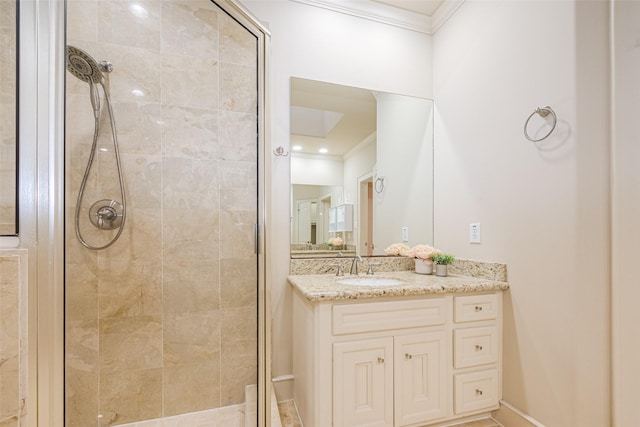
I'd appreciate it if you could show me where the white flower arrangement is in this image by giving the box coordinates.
[327,237,343,246]
[385,243,443,265]
[384,243,411,256]
[406,244,442,264]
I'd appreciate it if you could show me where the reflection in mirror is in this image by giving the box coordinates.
[0,0,18,235]
[290,78,434,258]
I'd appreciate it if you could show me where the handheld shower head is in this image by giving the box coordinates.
[66,46,113,118]
[66,45,105,84]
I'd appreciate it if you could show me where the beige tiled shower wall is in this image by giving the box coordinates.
[0,251,27,427]
[65,1,258,425]
[0,0,17,235]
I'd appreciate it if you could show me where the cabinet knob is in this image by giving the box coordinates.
[474,306,483,312]
[476,389,484,396]
[404,353,412,360]
[475,344,483,351]
[377,357,385,364]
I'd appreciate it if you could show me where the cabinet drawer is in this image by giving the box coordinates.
[454,326,498,368]
[454,369,499,414]
[333,298,447,335]
[454,294,498,323]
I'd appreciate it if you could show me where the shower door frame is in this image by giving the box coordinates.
[23,0,272,426]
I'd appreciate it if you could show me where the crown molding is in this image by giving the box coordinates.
[289,0,464,35]
[290,0,433,34]
[431,0,465,33]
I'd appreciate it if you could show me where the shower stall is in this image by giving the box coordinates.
[64,0,268,425]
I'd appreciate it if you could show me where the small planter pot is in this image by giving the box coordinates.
[435,264,448,277]
[414,259,433,275]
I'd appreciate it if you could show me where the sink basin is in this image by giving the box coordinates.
[337,277,404,286]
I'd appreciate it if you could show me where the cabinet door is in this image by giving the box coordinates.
[333,338,394,427]
[329,207,337,232]
[394,332,447,426]
[335,204,353,231]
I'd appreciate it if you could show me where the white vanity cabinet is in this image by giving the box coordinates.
[292,291,503,427]
[452,293,501,416]
[333,331,448,427]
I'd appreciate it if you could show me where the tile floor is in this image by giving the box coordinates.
[276,400,302,427]
[275,401,504,427]
[451,419,502,427]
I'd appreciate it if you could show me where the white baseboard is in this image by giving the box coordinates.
[492,400,546,427]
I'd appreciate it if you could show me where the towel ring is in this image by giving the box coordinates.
[374,177,385,193]
[524,106,557,142]
[273,146,289,156]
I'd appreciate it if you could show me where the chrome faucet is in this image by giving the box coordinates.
[350,255,364,275]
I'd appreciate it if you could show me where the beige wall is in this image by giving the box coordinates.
[65,1,259,425]
[612,1,640,425]
[243,0,434,400]
[433,1,610,426]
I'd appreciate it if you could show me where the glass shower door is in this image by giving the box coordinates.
[64,1,264,425]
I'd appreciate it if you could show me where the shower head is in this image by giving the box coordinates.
[66,45,105,84]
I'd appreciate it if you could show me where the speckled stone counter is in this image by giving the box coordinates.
[290,256,508,282]
[290,256,415,275]
[288,270,509,302]
[290,250,357,259]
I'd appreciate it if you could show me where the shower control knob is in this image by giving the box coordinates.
[89,199,124,230]
[98,206,116,220]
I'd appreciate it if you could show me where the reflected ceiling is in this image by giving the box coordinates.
[290,79,376,157]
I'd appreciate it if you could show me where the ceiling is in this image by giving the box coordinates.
[290,79,377,157]
[371,0,445,17]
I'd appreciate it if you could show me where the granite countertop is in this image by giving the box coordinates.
[291,250,357,259]
[288,270,509,302]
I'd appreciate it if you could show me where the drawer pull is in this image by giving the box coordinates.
[474,306,483,312]
[405,353,412,360]
[377,357,385,364]
[476,388,484,396]
[475,344,483,351]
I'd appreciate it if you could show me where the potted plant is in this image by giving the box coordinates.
[430,253,455,277]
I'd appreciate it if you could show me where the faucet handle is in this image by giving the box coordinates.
[328,263,345,276]
[365,261,381,275]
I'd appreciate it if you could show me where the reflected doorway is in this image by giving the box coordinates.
[358,173,374,256]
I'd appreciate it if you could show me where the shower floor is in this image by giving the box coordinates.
[111,385,282,427]
[112,404,245,427]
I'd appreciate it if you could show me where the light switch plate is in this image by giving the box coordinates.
[469,223,481,243]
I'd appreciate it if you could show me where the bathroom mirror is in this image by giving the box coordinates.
[0,0,18,236]
[290,77,434,258]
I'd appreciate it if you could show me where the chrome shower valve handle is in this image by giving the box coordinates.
[89,199,124,230]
